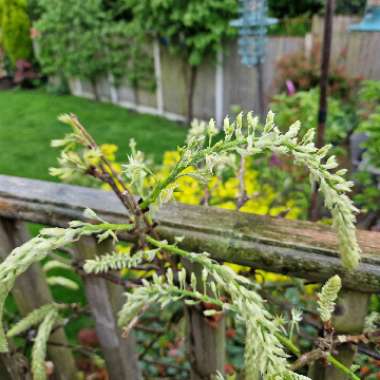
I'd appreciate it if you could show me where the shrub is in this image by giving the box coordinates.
[268,0,366,18]
[275,45,361,102]
[270,89,354,148]
[35,0,152,97]
[0,0,33,65]
[354,80,380,213]
[268,0,323,19]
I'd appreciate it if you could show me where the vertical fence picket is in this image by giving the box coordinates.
[0,350,32,380]
[308,290,369,380]
[184,262,225,380]
[0,355,15,380]
[0,217,77,380]
[75,236,141,380]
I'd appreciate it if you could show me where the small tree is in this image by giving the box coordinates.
[124,0,237,123]
[0,0,33,66]
[35,0,150,99]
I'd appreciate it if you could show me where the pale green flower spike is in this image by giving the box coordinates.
[32,308,60,380]
[47,276,79,291]
[7,304,57,338]
[182,112,361,270]
[364,312,380,333]
[84,249,158,274]
[318,275,342,323]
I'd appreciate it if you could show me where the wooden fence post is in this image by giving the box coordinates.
[0,355,14,380]
[0,350,32,380]
[308,290,369,380]
[75,236,141,380]
[0,218,77,380]
[184,262,225,380]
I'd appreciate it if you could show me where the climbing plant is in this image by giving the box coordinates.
[0,110,362,379]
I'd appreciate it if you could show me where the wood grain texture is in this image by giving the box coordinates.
[184,262,225,379]
[75,236,141,380]
[1,175,380,291]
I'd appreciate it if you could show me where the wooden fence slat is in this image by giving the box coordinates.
[308,290,369,379]
[184,262,225,379]
[0,351,32,380]
[0,218,77,380]
[75,236,141,380]
[0,355,14,380]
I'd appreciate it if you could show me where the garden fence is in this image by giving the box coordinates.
[0,174,379,379]
[67,16,380,127]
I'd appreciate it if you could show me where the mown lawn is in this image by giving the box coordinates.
[0,89,187,180]
[1,88,188,343]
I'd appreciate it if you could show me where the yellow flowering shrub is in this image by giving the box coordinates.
[101,145,303,284]
[158,151,301,219]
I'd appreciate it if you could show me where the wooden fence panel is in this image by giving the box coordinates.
[311,15,380,81]
[184,262,225,379]
[75,236,141,380]
[223,37,305,116]
[0,217,77,380]
[160,47,188,117]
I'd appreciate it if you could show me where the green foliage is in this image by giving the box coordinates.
[124,0,237,66]
[268,0,323,19]
[268,0,365,18]
[35,0,152,88]
[354,81,380,212]
[270,89,354,147]
[275,46,361,102]
[0,0,33,65]
[335,0,366,15]
[269,15,311,37]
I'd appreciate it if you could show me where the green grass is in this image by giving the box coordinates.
[0,88,187,342]
[0,88,187,180]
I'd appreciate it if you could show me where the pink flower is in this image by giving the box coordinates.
[30,27,40,39]
[286,80,296,96]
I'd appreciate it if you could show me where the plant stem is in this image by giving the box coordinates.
[326,354,360,380]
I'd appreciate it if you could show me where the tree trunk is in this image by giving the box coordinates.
[187,65,198,125]
[310,0,335,221]
[90,78,100,101]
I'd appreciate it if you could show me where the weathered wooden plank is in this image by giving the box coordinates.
[184,262,225,379]
[1,175,380,291]
[75,236,141,380]
[0,217,77,380]
[0,351,31,380]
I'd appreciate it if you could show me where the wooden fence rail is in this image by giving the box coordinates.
[0,174,379,379]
